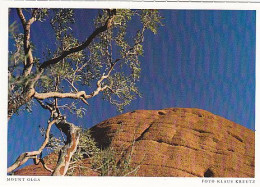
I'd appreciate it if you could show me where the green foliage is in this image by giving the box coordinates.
[8,8,163,176]
[66,128,139,176]
[61,102,87,118]
[50,9,75,40]
[8,33,25,75]
[8,21,18,38]
[9,8,162,117]
[66,129,100,176]
[141,10,163,34]
[71,129,100,161]
[35,8,49,22]
[39,125,64,151]
[103,72,141,112]
[87,9,162,112]
[90,147,138,176]
[9,9,161,174]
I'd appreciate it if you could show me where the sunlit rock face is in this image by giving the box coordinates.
[15,108,255,177]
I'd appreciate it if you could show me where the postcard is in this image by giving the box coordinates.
[0,0,258,186]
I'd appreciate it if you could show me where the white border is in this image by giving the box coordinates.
[0,1,259,187]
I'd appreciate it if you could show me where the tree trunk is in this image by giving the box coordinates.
[52,119,81,176]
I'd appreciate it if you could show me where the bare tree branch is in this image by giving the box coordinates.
[39,11,116,71]
[16,8,26,26]
[40,158,54,173]
[33,61,117,106]
[7,119,57,173]
[32,152,54,173]
[34,91,89,100]
[64,78,79,92]
[36,98,53,111]
[16,8,37,76]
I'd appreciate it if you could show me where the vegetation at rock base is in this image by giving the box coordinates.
[66,129,139,176]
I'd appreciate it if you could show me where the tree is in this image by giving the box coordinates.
[8,8,162,176]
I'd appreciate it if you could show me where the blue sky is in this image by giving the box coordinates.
[8,9,255,169]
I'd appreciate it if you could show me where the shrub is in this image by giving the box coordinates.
[67,128,139,176]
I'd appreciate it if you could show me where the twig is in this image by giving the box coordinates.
[40,158,54,173]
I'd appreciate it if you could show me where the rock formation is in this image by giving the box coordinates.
[14,108,255,177]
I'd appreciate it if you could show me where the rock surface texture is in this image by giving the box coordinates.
[14,108,255,177]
